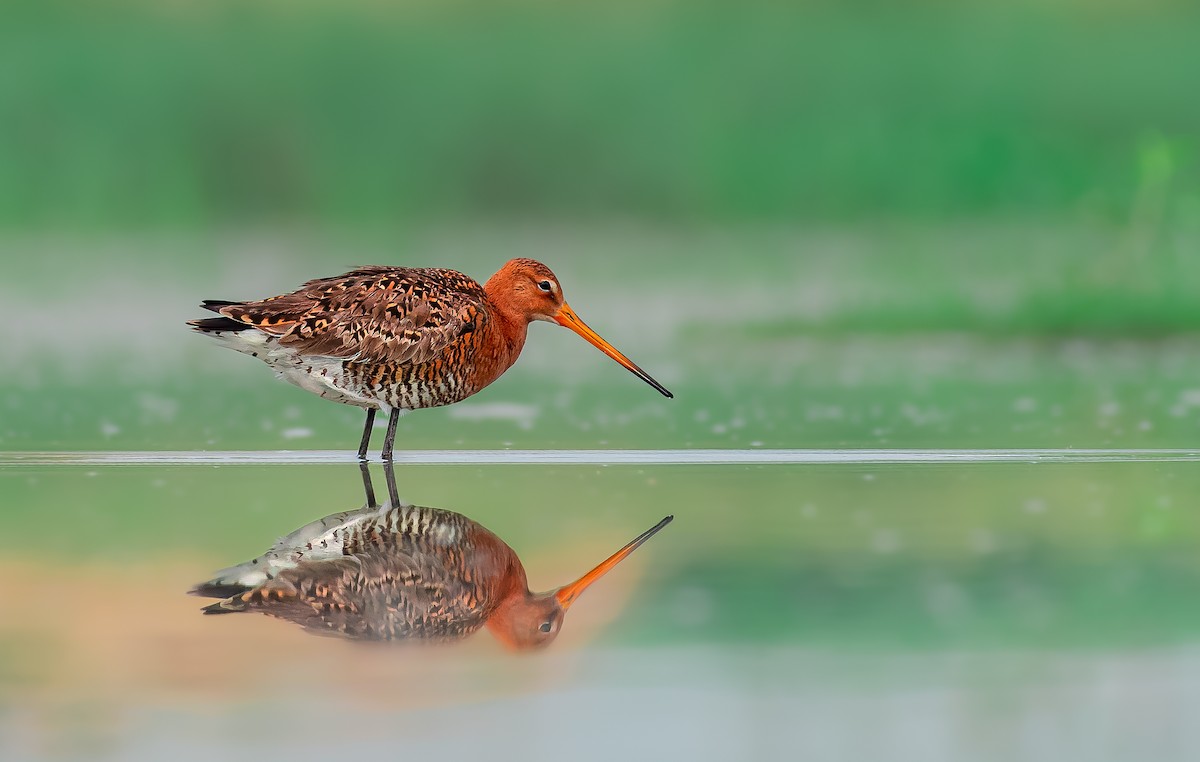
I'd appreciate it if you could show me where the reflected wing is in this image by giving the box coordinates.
[211,546,493,642]
[209,266,486,365]
[190,507,375,599]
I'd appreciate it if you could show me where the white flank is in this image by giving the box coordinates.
[201,327,379,409]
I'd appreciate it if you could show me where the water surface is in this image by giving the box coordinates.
[4,454,1200,761]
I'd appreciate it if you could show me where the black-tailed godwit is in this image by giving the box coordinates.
[189,259,672,459]
[191,491,672,649]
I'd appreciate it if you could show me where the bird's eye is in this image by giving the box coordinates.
[537,280,553,293]
[539,620,553,633]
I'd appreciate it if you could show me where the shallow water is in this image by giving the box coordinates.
[5,229,1200,759]
[5,454,1200,761]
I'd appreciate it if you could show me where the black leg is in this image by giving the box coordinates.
[381,408,401,462]
[357,408,376,461]
[359,460,378,508]
[383,458,400,508]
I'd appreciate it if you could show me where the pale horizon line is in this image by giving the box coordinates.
[3,448,1200,467]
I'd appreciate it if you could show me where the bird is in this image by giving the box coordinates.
[188,258,672,460]
[190,482,673,649]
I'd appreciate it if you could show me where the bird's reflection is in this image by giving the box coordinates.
[190,462,671,649]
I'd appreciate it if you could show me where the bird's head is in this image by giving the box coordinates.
[486,516,674,651]
[492,258,567,324]
[487,258,673,399]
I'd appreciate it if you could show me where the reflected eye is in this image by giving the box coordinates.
[537,280,553,293]
[539,620,553,633]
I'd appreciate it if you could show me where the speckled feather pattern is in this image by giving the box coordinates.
[204,264,531,412]
[222,504,522,642]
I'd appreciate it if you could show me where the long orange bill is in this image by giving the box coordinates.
[555,303,674,399]
[555,515,674,610]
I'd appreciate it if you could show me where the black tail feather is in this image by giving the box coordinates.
[189,582,252,599]
[200,299,242,313]
[201,598,249,615]
[188,316,251,333]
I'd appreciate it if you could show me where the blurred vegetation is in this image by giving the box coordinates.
[3,0,1200,449]
[2,0,1199,229]
[4,0,1200,339]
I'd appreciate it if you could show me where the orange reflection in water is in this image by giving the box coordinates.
[0,540,651,756]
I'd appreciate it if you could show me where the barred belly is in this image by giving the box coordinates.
[342,359,482,412]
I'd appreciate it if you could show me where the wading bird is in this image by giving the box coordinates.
[188,259,672,460]
[190,478,672,649]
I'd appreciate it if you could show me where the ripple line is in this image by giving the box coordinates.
[2,449,1200,466]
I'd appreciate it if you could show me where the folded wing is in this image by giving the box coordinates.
[206,266,487,365]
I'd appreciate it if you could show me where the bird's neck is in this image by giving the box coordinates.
[482,280,530,365]
[484,584,536,649]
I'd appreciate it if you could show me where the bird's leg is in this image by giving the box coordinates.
[381,408,401,462]
[383,458,400,507]
[359,460,378,508]
[356,408,376,460]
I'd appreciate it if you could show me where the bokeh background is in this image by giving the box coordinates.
[5,0,1200,452]
[4,1,1200,760]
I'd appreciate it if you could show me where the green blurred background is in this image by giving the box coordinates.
[4,0,1199,229]
[4,2,1200,759]
[3,0,1200,451]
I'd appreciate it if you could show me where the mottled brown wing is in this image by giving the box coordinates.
[239,547,493,642]
[216,266,487,365]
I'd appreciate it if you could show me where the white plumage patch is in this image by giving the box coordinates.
[200,327,379,409]
[205,327,272,354]
[200,508,373,590]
